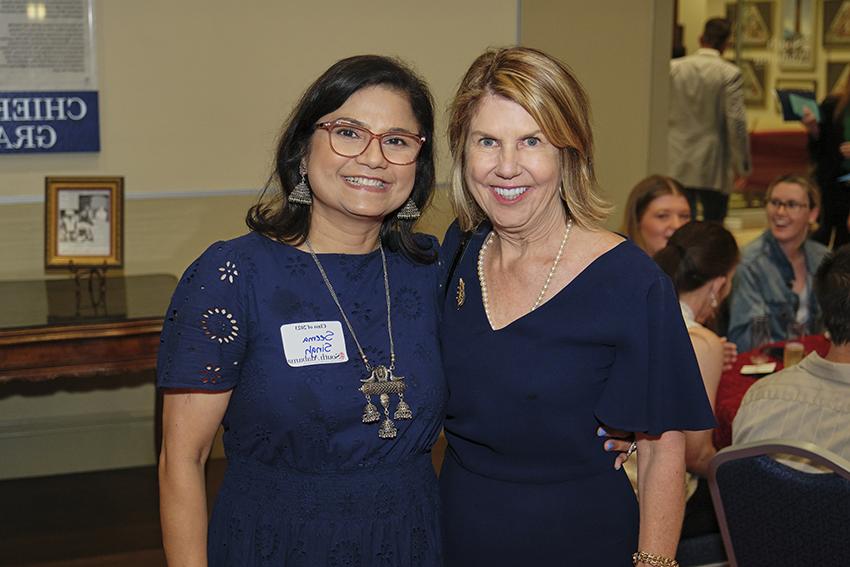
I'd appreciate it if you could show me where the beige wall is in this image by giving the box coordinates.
[0,0,518,282]
[0,0,517,479]
[2,0,677,478]
[521,0,674,229]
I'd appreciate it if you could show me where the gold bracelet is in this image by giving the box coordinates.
[632,550,679,567]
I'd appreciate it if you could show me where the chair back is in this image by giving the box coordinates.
[708,440,850,567]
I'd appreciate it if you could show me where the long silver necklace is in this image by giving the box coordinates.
[305,239,412,439]
[478,218,573,328]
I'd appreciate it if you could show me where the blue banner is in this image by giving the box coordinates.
[0,91,100,154]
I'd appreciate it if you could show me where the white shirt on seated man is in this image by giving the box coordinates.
[732,245,850,472]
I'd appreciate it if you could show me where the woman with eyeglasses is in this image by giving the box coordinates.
[157,55,446,566]
[728,174,829,351]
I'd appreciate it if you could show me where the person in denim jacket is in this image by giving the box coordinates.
[729,175,829,351]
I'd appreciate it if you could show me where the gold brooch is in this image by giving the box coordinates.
[456,277,466,309]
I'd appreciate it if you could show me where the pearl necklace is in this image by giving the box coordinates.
[478,218,574,328]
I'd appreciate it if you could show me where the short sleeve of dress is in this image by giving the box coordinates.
[594,274,716,435]
[157,241,249,391]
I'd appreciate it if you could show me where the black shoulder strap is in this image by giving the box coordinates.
[443,230,472,300]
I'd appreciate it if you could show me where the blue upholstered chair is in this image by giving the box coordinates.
[708,440,850,567]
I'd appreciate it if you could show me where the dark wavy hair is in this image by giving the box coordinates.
[246,55,436,263]
[815,245,850,345]
[654,221,739,294]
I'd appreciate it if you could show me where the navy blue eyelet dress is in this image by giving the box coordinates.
[157,231,446,566]
[439,223,715,566]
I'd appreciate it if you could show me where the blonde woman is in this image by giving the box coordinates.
[621,175,692,256]
[439,47,714,567]
[728,174,829,351]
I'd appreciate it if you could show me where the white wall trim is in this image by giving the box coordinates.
[0,187,261,205]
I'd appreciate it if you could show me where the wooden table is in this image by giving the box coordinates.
[0,275,176,383]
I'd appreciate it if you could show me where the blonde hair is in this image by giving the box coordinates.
[620,175,688,252]
[447,47,611,231]
[765,173,821,233]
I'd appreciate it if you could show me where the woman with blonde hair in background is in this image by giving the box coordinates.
[439,46,714,567]
[728,174,829,351]
[621,174,692,256]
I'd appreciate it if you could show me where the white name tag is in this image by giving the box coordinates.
[280,320,349,367]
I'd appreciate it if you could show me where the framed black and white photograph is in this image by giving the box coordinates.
[824,0,850,47]
[45,176,124,269]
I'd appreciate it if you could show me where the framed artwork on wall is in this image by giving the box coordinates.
[823,0,850,47]
[45,176,124,269]
[726,1,774,47]
[827,61,850,93]
[740,59,768,107]
[779,0,816,70]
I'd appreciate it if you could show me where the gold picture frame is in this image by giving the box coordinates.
[45,176,124,269]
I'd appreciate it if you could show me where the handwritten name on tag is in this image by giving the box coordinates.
[280,321,348,367]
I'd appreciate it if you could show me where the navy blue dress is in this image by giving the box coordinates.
[439,223,715,566]
[157,232,446,566]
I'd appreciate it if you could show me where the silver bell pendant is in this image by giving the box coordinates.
[394,396,412,420]
[378,417,398,439]
[362,400,380,423]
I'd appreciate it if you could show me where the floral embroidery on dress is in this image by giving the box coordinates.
[255,518,280,562]
[201,307,239,343]
[200,364,222,384]
[350,300,372,322]
[394,287,423,319]
[413,342,433,363]
[218,260,239,283]
[284,255,309,277]
[376,543,395,566]
[329,539,362,567]
[410,525,429,563]
[339,255,372,282]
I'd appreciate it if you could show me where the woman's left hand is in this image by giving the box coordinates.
[719,337,737,371]
[598,426,636,470]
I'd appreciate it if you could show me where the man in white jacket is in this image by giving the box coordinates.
[668,18,751,222]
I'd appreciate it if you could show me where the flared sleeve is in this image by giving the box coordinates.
[156,240,249,391]
[595,273,715,435]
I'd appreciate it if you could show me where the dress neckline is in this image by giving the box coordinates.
[479,239,629,332]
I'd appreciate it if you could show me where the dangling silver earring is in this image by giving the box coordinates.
[396,198,420,221]
[710,291,718,309]
[289,163,312,206]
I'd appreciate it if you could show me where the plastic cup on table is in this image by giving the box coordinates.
[750,316,771,364]
[783,341,804,367]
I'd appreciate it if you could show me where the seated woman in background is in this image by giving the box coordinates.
[621,174,692,256]
[728,174,829,352]
[654,221,739,537]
